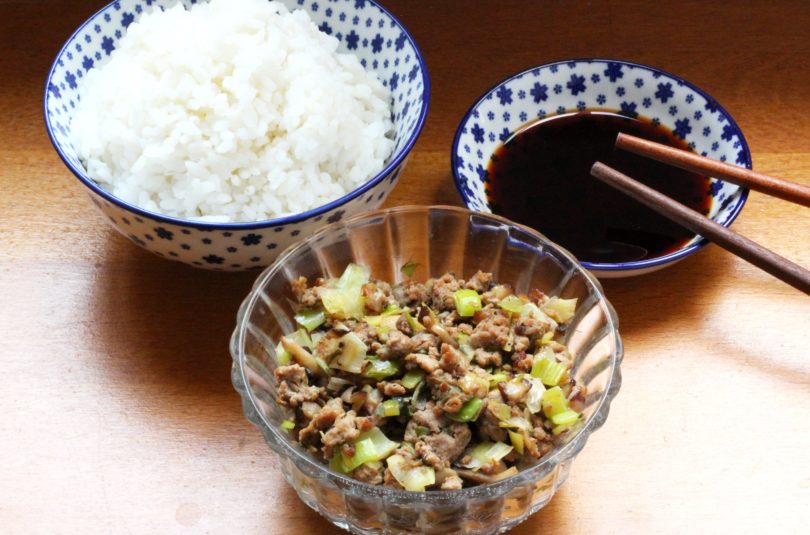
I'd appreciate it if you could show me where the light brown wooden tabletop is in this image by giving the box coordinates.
[2,1,809,533]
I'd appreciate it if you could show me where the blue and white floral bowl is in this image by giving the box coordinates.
[452,59,750,278]
[44,0,429,270]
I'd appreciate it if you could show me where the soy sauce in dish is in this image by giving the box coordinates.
[486,111,712,264]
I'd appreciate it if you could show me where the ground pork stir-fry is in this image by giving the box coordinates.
[273,263,585,491]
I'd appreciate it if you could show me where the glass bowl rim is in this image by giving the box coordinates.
[231,204,624,500]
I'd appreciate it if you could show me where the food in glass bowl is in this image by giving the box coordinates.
[274,263,584,491]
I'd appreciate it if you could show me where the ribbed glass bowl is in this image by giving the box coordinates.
[230,206,623,534]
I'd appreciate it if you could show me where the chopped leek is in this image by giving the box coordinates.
[281,419,296,430]
[519,302,544,319]
[540,331,555,345]
[364,315,383,327]
[315,356,332,376]
[380,314,401,333]
[525,378,545,414]
[381,303,402,316]
[542,297,577,323]
[550,410,580,426]
[498,416,532,431]
[531,348,566,386]
[387,454,435,491]
[332,332,367,374]
[363,358,402,380]
[463,441,514,471]
[294,309,327,332]
[289,328,314,349]
[530,356,550,379]
[541,361,566,386]
[327,376,353,392]
[340,427,399,471]
[552,418,583,436]
[498,295,524,315]
[489,401,512,421]
[492,466,519,481]
[376,399,401,417]
[364,460,383,471]
[459,373,490,396]
[453,289,482,317]
[336,263,370,290]
[489,373,509,388]
[458,334,474,358]
[366,306,401,328]
[403,310,425,333]
[275,341,291,366]
[448,397,484,422]
[542,386,569,418]
[330,453,349,473]
[281,336,322,375]
[400,260,418,279]
[320,287,364,320]
[507,431,524,455]
[401,370,425,390]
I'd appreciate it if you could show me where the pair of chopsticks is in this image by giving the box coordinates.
[590,134,810,295]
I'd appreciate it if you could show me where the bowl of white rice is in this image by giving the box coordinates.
[44,0,429,270]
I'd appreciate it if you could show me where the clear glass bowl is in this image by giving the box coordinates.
[230,206,623,534]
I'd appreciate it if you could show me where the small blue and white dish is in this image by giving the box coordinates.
[44,0,429,271]
[451,59,750,278]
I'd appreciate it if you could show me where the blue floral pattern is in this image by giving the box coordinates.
[44,0,427,270]
[451,59,751,266]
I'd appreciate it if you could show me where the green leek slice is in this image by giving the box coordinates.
[550,409,580,426]
[281,419,296,430]
[275,341,291,366]
[362,358,402,380]
[526,378,545,414]
[492,466,519,481]
[542,297,577,323]
[507,431,524,455]
[294,309,327,332]
[498,416,532,431]
[401,370,425,390]
[331,332,367,374]
[387,454,435,491]
[448,397,484,422]
[400,260,418,279]
[320,287,364,320]
[376,399,401,418]
[330,452,349,473]
[489,373,509,388]
[542,386,569,419]
[453,289,482,317]
[403,310,425,333]
[489,400,512,421]
[340,427,399,472]
[498,295,524,315]
[336,263,370,290]
[463,441,513,471]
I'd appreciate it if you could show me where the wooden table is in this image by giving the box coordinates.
[2,1,809,533]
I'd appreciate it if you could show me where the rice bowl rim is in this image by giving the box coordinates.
[43,0,431,230]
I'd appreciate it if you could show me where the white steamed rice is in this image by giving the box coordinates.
[70,0,395,223]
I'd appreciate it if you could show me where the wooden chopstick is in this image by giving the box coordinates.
[590,162,810,295]
[616,133,810,208]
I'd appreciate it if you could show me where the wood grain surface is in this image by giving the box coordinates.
[1,1,809,534]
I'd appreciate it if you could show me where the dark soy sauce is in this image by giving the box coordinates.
[486,111,712,264]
